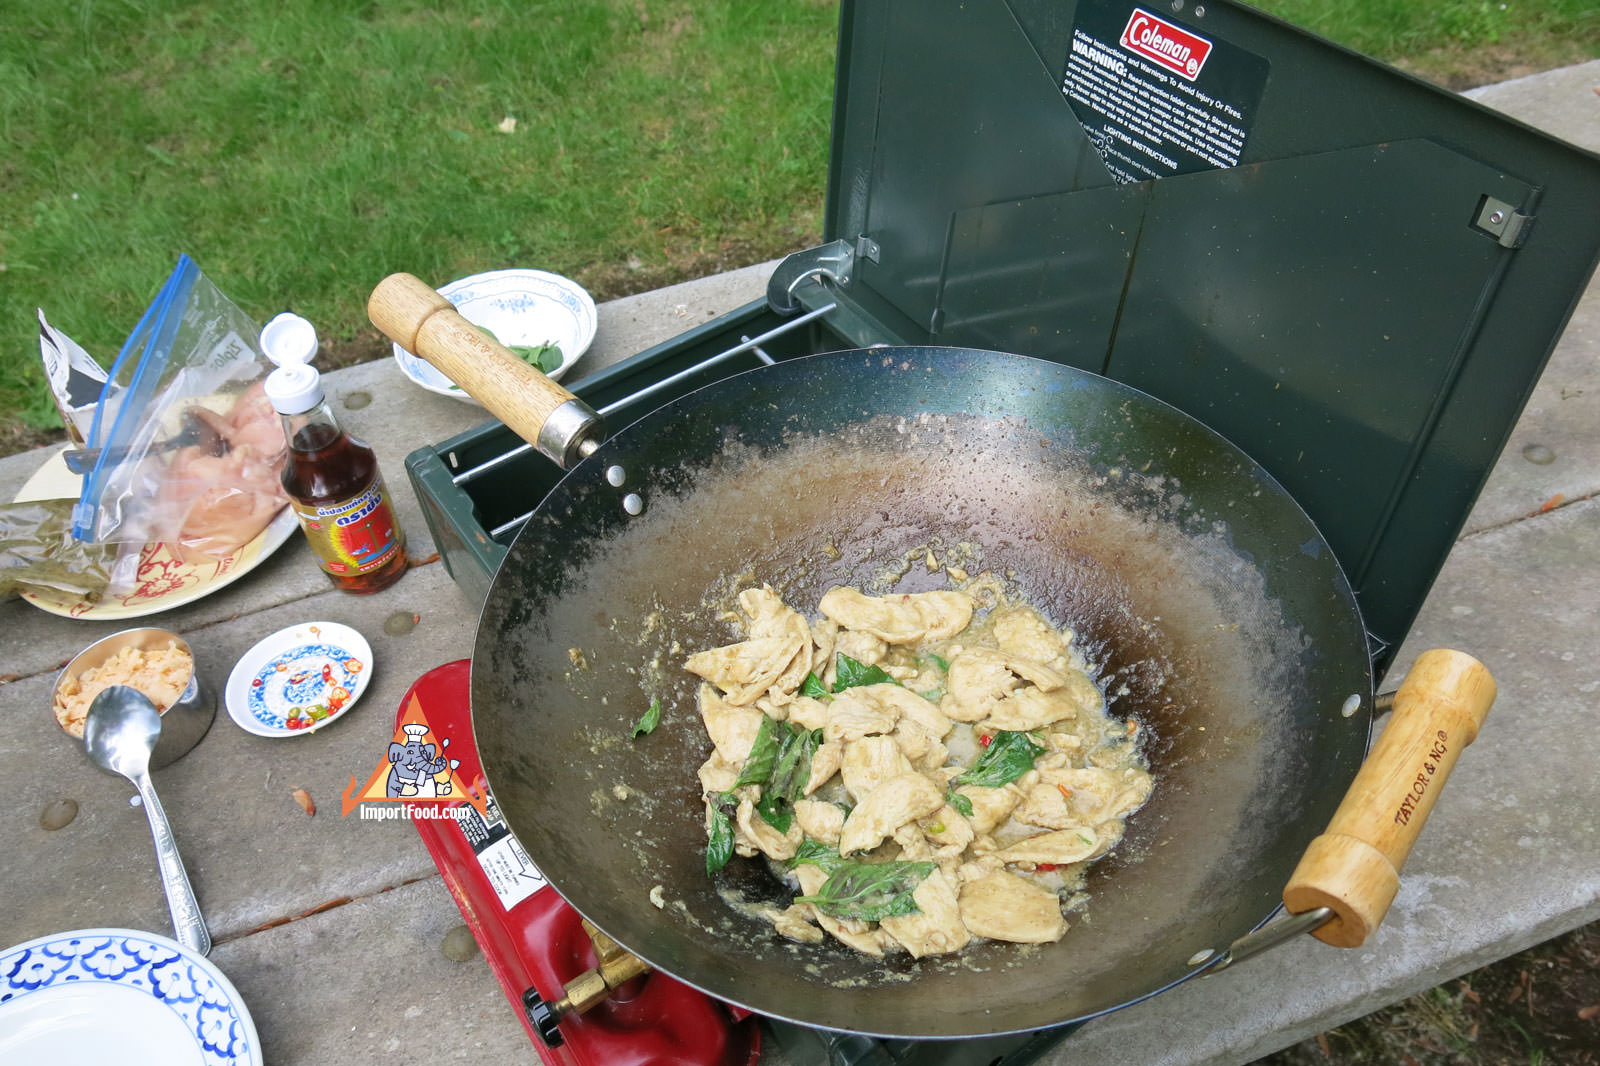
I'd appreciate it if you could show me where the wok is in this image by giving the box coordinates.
[371,275,1493,1038]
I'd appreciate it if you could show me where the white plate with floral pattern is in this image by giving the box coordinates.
[391,268,597,400]
[0,928,262,1065]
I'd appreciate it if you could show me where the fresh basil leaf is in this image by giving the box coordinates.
[788,839,848,875]
[927,653,950,672]
[475,324,563,374]
[734,715,783,789]
[510,342,563,373]
[631,698,662,738]
[794,859,936,921]
[801,672,830,699]
[953,730,1047,789]
[705,792,737,875]
[755,724,822,833]
[832,654,900,693]
[768,727,822,803]
[945,790,974,818]
[755,791,794,834]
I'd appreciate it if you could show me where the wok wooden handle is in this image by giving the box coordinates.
[367,272,603,468]
[1283,648,1496,947]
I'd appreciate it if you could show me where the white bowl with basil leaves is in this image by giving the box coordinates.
[391,268,598,401]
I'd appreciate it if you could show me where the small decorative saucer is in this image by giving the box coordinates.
[224,621,372,737]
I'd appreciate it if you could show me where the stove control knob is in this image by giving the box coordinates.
[522,988,565,1048]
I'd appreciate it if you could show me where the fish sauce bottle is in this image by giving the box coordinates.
[260,313,407,594]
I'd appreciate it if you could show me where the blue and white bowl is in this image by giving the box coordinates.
[0,928,262,1064]
[391,268,598,401]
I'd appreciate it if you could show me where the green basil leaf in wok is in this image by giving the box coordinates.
[755,724,823,833]
[788,839,848,876]
[953,730,1047,790]
[705,792,737,875]
[631,698,662,738]
[734,715,783,789]
[832,654,900,693]
[795,859,936,921]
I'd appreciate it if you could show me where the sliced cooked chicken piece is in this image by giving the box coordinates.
[804,740,844,795]
[833,629,889,671]
[893,821,935,861]
[942,647,1072,718]
[983,683,1085,732]
[1047,766,1154,824]
[738,586,816,698]
[794,863,893,956]
[920,803,976,875]
[840,735,914,802]
[923,803,975,852]
[1039,731,1084,762]
[892,720,948,772]
[994,827,1100,867]
[944,646,1093,728]
[959,870,1068,943]
[793,798,846,844]
[785,695,831,732]
[939,647,1015,722]
[736,796,804,861]
[697,754,738,796]
[992,605,1072,668]
[1013,779,1081,830]
[839,772,945,855]
[823,688,899,744]
[881,868,971,957]
[1088,818,1128,860]
[952,782,1024,835]
[818,587,974,644]
[763,903,824,944]
[696,685,768,766]
[738,586,795,637]
[954,854,1006,885]
[685,635,807,706]
[909,591,977,641]
[809,616,836,665]
[865,683,953,738]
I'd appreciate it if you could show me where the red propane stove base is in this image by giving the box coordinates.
[396,660,761,1066]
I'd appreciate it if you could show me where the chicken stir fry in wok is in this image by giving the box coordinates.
[685,578,1152,958]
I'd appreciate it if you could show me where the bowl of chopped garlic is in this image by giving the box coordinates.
[52,628,215,768]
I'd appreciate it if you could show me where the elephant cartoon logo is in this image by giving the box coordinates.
[341,693,488,818]
[387,722,457,798]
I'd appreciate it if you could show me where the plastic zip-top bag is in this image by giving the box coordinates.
[72,255,288,559]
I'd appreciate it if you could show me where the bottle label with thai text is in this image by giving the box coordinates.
[289,477,403,576]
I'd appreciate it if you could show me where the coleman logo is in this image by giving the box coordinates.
[1120,9,1213,81]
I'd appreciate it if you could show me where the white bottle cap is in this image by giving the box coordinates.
[260,313,324,415]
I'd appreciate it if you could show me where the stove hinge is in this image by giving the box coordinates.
[1472,195,1534,249]
[768,234,885,314]
[768,238,857,313]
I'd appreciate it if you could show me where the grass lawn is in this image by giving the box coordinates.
[2,0,1595,449]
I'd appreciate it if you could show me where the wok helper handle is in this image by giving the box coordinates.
[367,273,603,468]
[1283,649,1496,948]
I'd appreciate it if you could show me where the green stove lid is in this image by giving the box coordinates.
[780,0,1600,674]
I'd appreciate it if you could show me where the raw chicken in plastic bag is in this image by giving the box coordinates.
[72,255,288,561]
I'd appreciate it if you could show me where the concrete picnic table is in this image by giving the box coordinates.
[2,62,1595,1066]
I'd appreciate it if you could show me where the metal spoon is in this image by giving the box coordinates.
[83,685,212,956]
